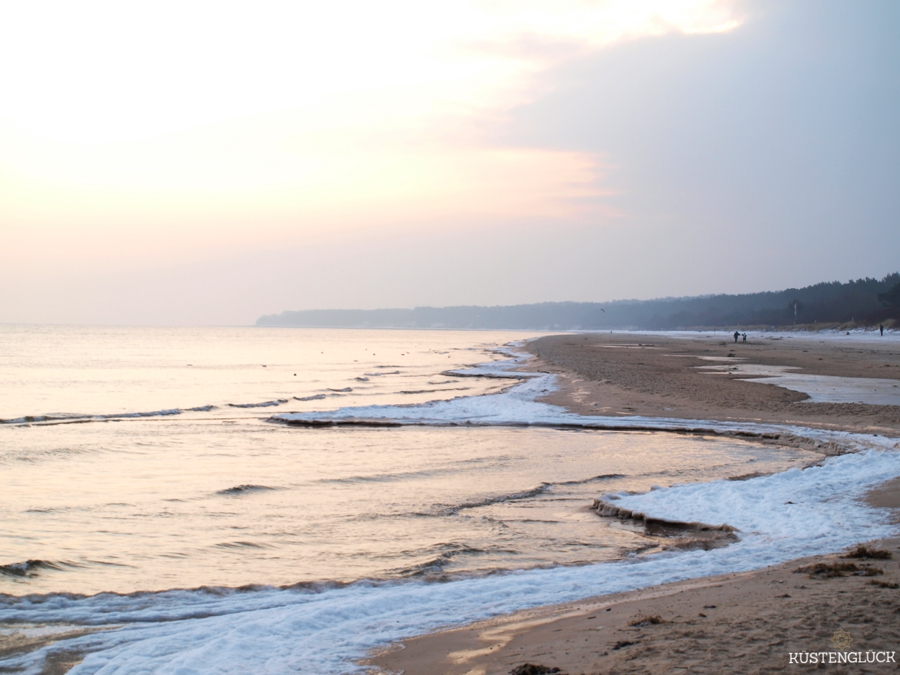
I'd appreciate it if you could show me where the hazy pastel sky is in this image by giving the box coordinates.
[2,0,898,325]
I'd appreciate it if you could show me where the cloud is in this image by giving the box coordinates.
[487,1,900,263]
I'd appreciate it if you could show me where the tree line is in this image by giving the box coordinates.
[257,273,900,330]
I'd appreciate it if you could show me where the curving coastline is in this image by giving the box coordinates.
[370,331,900,675]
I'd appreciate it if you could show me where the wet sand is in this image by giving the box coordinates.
[369,332,900,675]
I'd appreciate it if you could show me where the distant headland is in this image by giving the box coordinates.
[256,273,900,331]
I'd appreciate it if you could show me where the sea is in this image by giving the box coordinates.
[1,325,898,674]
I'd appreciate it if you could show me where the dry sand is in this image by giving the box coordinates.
[368,332,900,675]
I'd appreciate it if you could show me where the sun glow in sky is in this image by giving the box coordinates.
[2,0,898,324]
[1,1,737,252]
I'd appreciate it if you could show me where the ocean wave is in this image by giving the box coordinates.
[557,473,626,486]
[216,485,278,496]
[399,387,470,395]
[391,543,511,578]
[6,445,95,465]
[442,370,528,380]
[279,418,405,428]
[593,497,739,543]
[0,413,84,425]
[1,405,220,427]
[316,463,475,485]
[429,475,627,516]
[1,409,179,426]
[294,394,327,401]
[364,370,401,377]
[0,560,70,578]
[227,400,288,409]
[435,484,553,516]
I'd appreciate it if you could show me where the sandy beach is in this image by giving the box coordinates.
[370,332,900,674]
[527,332,900,434]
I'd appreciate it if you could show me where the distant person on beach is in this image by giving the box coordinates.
[733,331,740,343]
[742,333,747,343]
[881,324,885,336]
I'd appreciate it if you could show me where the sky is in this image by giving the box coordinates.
[1,0,898,325]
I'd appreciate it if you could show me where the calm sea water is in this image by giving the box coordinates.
[0,326,813,596]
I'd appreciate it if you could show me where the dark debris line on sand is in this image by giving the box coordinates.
[509,665,563,675]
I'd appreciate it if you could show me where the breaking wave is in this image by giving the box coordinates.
[557,473,626,486]
[425,476,625,517]
[227,400,289,409]
[0,559,71,578]
[391,543,513,578]
[399,387,470,395]
[0,406,217,426]
[216,484,278,496]
[435,484,553,516]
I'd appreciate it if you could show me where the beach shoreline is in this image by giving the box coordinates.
[526,331,900,436]
[369,535,900,675]
[369,331,900,675]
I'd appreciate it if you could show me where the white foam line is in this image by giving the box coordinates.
[4,446,899,675]
[3,344,899,675]
[270,345,895,450]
